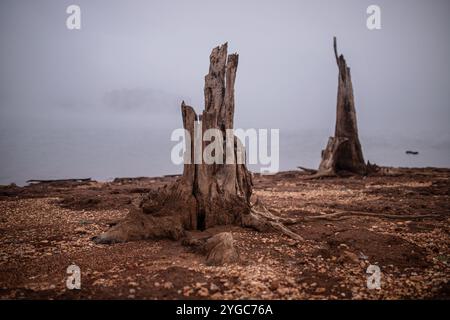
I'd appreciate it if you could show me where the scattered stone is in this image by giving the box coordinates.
[276,287,290,295]
[197,287,209,297]
[205,232,239,266]
[270,280,280,291]
[74,227,87,235]
[210,283,219,292]
[338,250,360,264]
[163,281,173,289]
[315,287,326,294]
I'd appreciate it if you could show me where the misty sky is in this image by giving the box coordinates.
[0,0,449,184]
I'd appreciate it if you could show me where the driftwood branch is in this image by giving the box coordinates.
[297,166,318,174]
[278,210,442,224]
[27,178,92,184]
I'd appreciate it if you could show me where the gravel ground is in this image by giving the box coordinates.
[0,168,449,299]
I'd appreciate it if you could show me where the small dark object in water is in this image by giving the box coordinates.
[406,151,419,155]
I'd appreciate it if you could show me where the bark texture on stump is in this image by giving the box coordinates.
[176,43,253,230]
[93,43,254,244]
[317,37,366,176]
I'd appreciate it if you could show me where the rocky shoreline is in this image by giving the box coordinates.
[0,167,449,299]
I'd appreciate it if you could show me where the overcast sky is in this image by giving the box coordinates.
[0,0,449,183]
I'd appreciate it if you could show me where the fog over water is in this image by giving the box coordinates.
[1,0,449,185]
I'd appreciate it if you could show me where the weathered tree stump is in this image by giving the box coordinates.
[316,37,367,177]
[178,43,253,231]
[93,43,299,244]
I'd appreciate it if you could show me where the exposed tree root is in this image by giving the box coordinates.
[297,166,317,175]
[309,210,442,221]
[92,208,185,244]
[241,199,305,241]
[93,202,306,244]
[278,210,443,224]
[92,202,443,246]
[302,170,337,180]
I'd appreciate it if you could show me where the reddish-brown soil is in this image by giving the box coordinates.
[0,168,449,299]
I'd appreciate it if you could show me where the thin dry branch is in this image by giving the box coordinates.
[333,36,339,64]
[297,166,318,174]
[279,210,443,223]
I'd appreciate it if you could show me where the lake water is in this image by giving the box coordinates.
[1,110,449,186]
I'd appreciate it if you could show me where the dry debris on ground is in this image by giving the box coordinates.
[0,168,449,299]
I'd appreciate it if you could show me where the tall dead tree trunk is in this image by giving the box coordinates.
[93,43,299,244]
[317,37,366,176]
